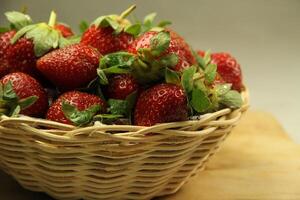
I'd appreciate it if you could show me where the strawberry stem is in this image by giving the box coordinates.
[48,11,57,27]
[119,5,136,19]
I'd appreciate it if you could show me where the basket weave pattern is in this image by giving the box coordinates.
[0,91,249,200]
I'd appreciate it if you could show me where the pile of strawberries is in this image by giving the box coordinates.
[0,6,244,127]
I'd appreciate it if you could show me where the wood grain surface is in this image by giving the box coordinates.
[1,111,299,200]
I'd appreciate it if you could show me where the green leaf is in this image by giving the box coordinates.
[0,27,10,33]
[124,23,141,37]
[193,78,207,92]
[203,50,212,66]
[204,63,217,84]
[10,105,21,117]
[93,15,120,31]
[192,49,205,70]
[5,11,32,30]
[62,101,100,126]
[59,35,80,48]
[108,99,128,116]
[150,31,170,56]
[103,65,131,74]
[10,24,35,44]
[215,84,232,96]
[157,20,172,27]
[143,13,157,28]
[181,66,197,93]
[191,88,211,113]
[93,113,123,124]
[18,96,38,110]
[97,69,109,85]
[159,54,178,68]
[79,20,89,33]
[100,52,136,69]
[3,81,18,101]
[219,90,243,109]
[165,68,180,85]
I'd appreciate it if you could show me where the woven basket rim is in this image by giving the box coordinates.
[0,89,249,141]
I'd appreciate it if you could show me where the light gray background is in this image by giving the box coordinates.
[1,0,300,142]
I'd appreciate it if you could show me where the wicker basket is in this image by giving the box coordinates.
[0,90,249,200]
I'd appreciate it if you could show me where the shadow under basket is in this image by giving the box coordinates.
[0,90,249,200]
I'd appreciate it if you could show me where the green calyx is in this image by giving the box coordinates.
[0,81,38,117]
[92,5,140,36]
[97,31,178,85]
[2,11,32,31]
[181,64,243,114]
[141,12,172,33]
[10,11,72,57]
[62,101,101,126]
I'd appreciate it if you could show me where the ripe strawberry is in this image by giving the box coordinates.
[37,43,101,90]
[46,91,107,125]
[6,37,38,76]
[127,29,196,72]
[134,83,188,126]
[80,5,136,55]
[106,74,139,100]
[211,53,243,91]
[0,30,16,78]
[0,72,48,117]
[55,23,74,37]
[6,11,71,77]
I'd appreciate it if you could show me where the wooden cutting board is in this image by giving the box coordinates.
[0,111,300,200]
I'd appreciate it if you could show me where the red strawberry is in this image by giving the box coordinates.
[37,43,101,90]
[106,74,139,99]
[127,29,196,72]
[81,26,134,55]
[0,30,16,78]
[134,83,188,126]
[6,11,70,77]
[55,23,74,37]
[6,37,38,76]
[46,91,107,125]
[0,72,48,117]
[80,5,136,55]
[211,53,243,91]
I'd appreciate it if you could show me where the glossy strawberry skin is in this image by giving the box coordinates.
[81,25,134,55]
[46,91,107,125]
[134,83,188,126]
[211,53,243,91]
[0,72,48,117]
[37,44,101,90]
[106,74,139,100]
[0,30,16,78]
[55,23,74,37]
[6,37,39,77]
[127,29,196,72]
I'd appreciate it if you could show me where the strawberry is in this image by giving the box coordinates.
[0,30,16,78]
[37,43,101,90]
[80,5,137,55]
[106,74,139,100]
[134,83,188,126]
[211,52,243,91]
[46,91,107,125]
[127,29,196,72]
[55,23,74,37]
[0,11,33,77]
[0,72,48,117]
[7,11,74,77]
